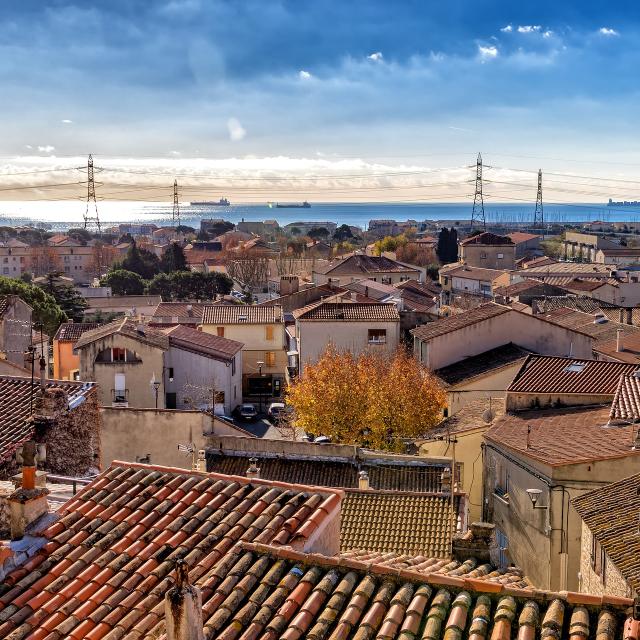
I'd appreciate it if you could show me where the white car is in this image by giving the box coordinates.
[267,402,286,422]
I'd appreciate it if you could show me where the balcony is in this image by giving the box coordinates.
[111,388,129,407]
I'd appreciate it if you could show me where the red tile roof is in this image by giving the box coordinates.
[0,375,96,463]
[164,325,243,361]
[485,405,640,466]
[74,317,170,351]
[609,374,640,421]
[0,461,341,639]
[572,472,640,592]
[323,254,418,275]
[151,302,209,323]
[53,322,102,343]
[202,304,283,324]
[411,303,510,341]
[460,232,514,246]
[293,301,400,321]
[506,232,541,244]
[508,355,639,395]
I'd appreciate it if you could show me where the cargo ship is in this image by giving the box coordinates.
[608,198,640,207]
[190,197,230,206]
[273,201,311,209]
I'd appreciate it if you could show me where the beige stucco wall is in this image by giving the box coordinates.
[484,442,640,591]
[415,310,592,371]
[100,408,254,469]
[446,364,522,415]
[313,268,419,286]
[460,244,516,270]
[78,334,166,408]
[421,427,486,523]
[578,522,633,598]
[506,392,614,411]
[297,319,400,375]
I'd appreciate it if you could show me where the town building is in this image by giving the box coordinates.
[594,246,640,266]
[293,301,400,376]
[459,232,516,269]
[0,295,32,369]
[52,322,102,380]
[506,231,542,258]
[562,231,621,262]
[0,238,31,277]
[82,294,162,320]
[200,304,286,399]
[284,220,337,235]
[313,254,421,286]
[75,318,243,413]
[149,301,209,327]
[439,264,508,300]
[483,403,640,591]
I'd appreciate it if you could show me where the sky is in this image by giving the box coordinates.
[1,0,640,203]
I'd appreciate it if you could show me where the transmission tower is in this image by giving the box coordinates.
[533,168,544,228]
[172,180,180,227]
[471,152,486,231]
[83,154,101,233]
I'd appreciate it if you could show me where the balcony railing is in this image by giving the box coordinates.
[111,389,129,404]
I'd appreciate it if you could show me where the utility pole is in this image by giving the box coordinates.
[83,154,101,233]
[471,152,486,232]
[172,180,180,227]
[534,168,544,229]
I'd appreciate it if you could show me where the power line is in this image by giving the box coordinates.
[470,153,485,231]
[83,154,101,233]
[172,180,180,227]
[534,169,544,228]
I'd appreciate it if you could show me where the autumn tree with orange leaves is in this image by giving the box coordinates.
[287,346,446,451]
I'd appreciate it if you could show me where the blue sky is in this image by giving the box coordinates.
[1,1,639,201]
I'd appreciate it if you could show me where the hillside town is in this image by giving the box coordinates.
[0,215,638,639]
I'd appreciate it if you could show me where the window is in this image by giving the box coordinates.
[480,252,487,259]
[443,277,449,286]
[216,327,225,337]
[168,367,174,381]
[591,536,607,582]
[114,373,126,402]
[265,351,276,367]
[381,276,392,284]
[2,258,7,263]
[265,325,274,341]
[112,347,126,362]
[564,363,585,373]
[368,329,387,344]
[494,462,510,501]
[497,253,504,259]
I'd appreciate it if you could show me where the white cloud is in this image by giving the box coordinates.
[37,145,55,153]
[542,30,553,39]
[24,145,33,150]
[170,150,181,156]
[448,126,473,133]
[226,117,246,141]
[599,27,619,36]
[367,51,383,62]
[478,45,499,62]
[61,119,73,124]
[517,25,541,33]
[500,25,513,33]
[299,70,312,80]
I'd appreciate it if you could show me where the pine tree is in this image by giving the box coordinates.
[160,242,188,273]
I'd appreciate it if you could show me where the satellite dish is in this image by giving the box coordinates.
[482,408,495,424]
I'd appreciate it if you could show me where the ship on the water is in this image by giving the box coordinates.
[608,198,640,207]
[190,197,231,206]
[272,201,311,208]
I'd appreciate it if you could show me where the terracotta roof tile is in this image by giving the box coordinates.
[508,355,639,395]
[0,375,96,463]
[485,405,640,466]
[202,304,283,325]
[323,255,418,276]
[572,472,640,592]
[53,322,102,343]
[0,462,341,639]
[609,374,640,423]
[460,232,514,246]
[163,324,243,360]
[293,302,400,321]
[150,302,209,323]
[411,303,510,341]
[74,317,170,351]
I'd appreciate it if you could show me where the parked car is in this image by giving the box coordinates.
[267,402,286,422]
[314,435,332,444]
[238,403,258,421]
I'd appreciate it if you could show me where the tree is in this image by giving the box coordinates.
[333,224,354,241]
[31,245,62,276]
[176,225,196,235]
[36,272,88,323]
[396,243,437,267]
[287,346,446,451]
[88,242,118,279]
[100,269,146,295]
[159,242,188,273]
[290,227,301,236]
[308,227,329,240]
[202,220,234,238]
[436,228,458,264]
[146,273,175,300]
[67,228,92,245]
[120,240,160,279]
[146,271,232,301]
[0,276,66,335]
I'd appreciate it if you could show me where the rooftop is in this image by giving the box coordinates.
[74,317,170,351]
[436,343,530,387]
[293,301,400,322]
[83,295,163,309]
[0,375,96,464]
[521,262,614,276]
[441,264,508,282]
[531,295,618,315]
[340,491,461,557]
[163,324,244,361]
[493,279,550,298]
[485,405,640,467]
[53,322,102,343]
[423,398,506,440]
[411,303,511,341]
[460,232,514,246]
[151,302,209,323]
[321,254,418,276]
[507,355,639,395]
[506,232,541,244]
[0,461,341,639]
[609,374,640,421]
[572,472,640,592]
[202,304,283,325]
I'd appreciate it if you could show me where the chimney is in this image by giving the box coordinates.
[619,308,625,324]
[186,304,193,317]
[441,467,452,494]
[452,522,500,566]
[358,470,370,490]
[627,308,633,325]
[8,440,49,540]
[165,560,204,640]
[246,457,260,479]
[617,329,624,353]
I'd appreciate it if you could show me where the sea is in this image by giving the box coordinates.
[1,200,640,232]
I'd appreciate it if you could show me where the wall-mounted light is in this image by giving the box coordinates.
[526,488,548,509]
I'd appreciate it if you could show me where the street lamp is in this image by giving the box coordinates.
[525,488,547,509]
[150,373,161,409]
[256,361,265,413]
